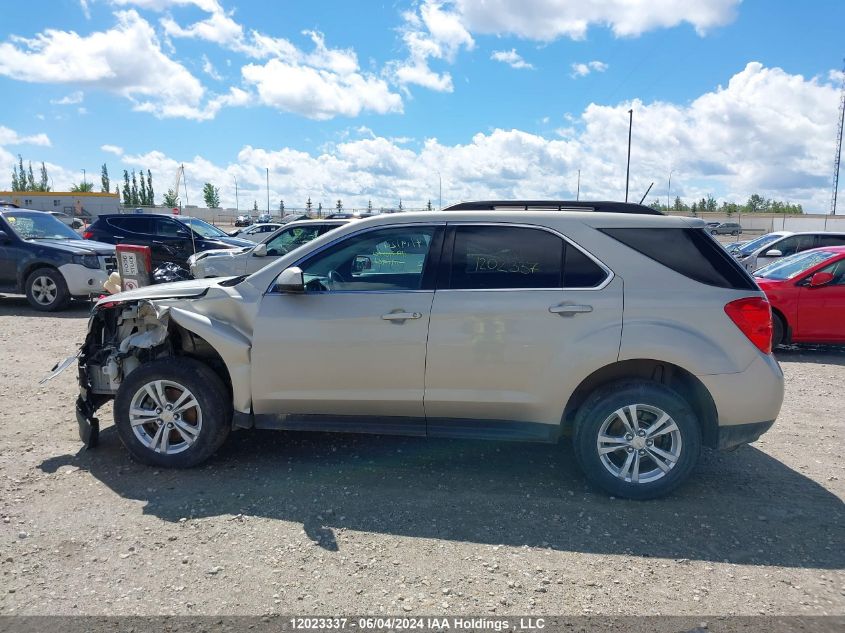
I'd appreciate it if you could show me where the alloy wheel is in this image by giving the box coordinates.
[596,403,683,484]
[129,379,203,455]
[31,276,58,306]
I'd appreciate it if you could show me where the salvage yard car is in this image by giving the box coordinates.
[189,219,348,278]
[754,246,845,346]
[733,230,845,271]
[0,208,116,311]
[83,214,254,267]
[63,201,784,499]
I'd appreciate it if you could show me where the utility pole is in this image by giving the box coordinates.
[437,171,442,210]
[576,169,581,201]
[181,163,189,207]
[831,57,845,215]
[625,109,633,203]
[232,175,239,211]
[265,168,270,212]
[667,169,674,213]
[82,169,86,187]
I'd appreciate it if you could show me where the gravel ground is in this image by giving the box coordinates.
[0,295,842,617]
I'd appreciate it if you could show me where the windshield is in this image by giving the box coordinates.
[181,217,229,239]
[737,233,784,256]
[2,211,81,240]
[754,250,837,280]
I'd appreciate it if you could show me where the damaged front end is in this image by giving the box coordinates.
[76,300,173,447]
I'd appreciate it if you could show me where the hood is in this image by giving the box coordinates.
[97,276,231,305]
[33,238,115,255]
[215,236,254,248]
[193,246,252,262]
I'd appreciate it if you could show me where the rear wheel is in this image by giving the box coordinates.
[114,358,231,468]
[772,313,785,347]
[25,267,70,311]
[573,380,701,499]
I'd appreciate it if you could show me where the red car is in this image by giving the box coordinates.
[754,246,845,346]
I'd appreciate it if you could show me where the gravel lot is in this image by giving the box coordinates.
[0,295,842,617]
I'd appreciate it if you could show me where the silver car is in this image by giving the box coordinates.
[189,219,348,278]
[67,202,784,499]
[734,231,845,271]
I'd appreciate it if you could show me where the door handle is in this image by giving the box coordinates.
[381,311,423,321]
[549,304,593,316]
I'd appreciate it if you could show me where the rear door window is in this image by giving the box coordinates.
[816,234,845,247]
[108,217,153,234]
[770,235,816,256]
[446,225,607,290]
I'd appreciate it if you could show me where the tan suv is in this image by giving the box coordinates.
[61,201,784,499]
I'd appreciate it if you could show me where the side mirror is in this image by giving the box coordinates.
[352,255,372,273]
[809,271,834,288]
[764,249,783,257]
[275,266,304,293]
[0,230,9,244]
[253,243,267,257]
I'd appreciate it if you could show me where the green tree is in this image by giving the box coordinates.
[202,182,220,208]
[10,167,19,191]
[279,199,285,213]
[146,170,154,206]
[398,199,404,211]
[746,194,767,213]
[70,181,94,192]
[253,200,258,211]
[367,199,373,212]
[305,197,312,214]
[100,164,110,193]
[130,170,139,206]
[336,199,343,211]
[26,162,35,191]
[17,155,26,191]
[705,194,717,212]
[38,162,49,191]
[163,189,178,207]
[122,170,131,206]
[317,202,322,217]
[690,202,698,216]
[140,173,148,206]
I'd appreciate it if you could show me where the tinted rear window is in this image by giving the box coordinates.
[108,216,153,233]
[600,227,757,290]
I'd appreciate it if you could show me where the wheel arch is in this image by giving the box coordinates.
[562,358,719,449]
[19,260,61,292]
[770,306,791,344]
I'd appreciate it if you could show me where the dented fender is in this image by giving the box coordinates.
[169,307,253,413]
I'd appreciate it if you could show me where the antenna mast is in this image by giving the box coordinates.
[832,57,845,215]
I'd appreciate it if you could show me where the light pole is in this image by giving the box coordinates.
[265,168,270,213]
[625,109,633,203]
[82,169,86,188]
[49,176,54,191]
[436,170,442,210]
[667,169,674,213]
[576,169,581,201]
[232,175,239,211]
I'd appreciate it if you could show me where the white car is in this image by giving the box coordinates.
[231,223,283,242]
[190,219,348,278]
[733,231,845,271]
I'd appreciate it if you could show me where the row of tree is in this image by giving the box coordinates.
[200,187,436,214]
[647,194,804,216]
[9,156,50,192]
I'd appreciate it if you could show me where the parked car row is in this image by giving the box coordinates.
[730,230,845,271]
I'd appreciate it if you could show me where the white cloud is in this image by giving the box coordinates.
[570,60,608,78]
[453,0,740,40]
[101,144,124,155]
[0,10,217,120]
[80,0,91,19]
[0,126,51,147]
[4,63,836,211]
[491,48,533,70]
[201,54,222,80]
[50,91,85,105]
[389,1,475,92]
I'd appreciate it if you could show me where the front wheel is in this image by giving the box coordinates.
[25,267,70,311]
[114,358,231,468]
[772,313,785,347]
[573,380,701,499]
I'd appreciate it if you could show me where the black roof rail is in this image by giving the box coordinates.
[441,200,664,215]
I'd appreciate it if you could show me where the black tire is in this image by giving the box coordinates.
[25,267,70,311]
[772,313,785,348]
[114,358,231,468]
[573,380,702,500]
[710,230,718,235]
[731,231,739,236]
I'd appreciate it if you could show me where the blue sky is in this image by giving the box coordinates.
[1,1,843,211]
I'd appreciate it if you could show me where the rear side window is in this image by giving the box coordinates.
[447,225,607,290]
[108,217,152,233]
[816,234,845,247]
[600,228,756,290]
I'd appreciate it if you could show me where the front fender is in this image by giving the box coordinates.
[169,307,253,413]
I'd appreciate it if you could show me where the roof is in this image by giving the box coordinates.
[442,200,663,215]
[0,191,119,198]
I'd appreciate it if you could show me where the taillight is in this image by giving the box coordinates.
[82,230,94,239]
[724,297,773,354]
